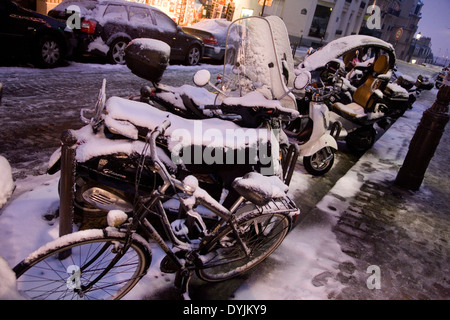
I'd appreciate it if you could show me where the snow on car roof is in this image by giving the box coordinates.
[298,35,395,72]
[189,19,231,35]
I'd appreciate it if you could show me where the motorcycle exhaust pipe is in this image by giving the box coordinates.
[81,186,133,213]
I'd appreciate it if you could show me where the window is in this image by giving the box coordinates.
[129,6,154,25]
[103,4,128,21]
[153,10,177,33]
[241,8,254,17]
[308,5,332,39]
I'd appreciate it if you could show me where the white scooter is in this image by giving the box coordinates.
[282,71,338,175]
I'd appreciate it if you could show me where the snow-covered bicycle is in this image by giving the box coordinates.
[13,120,299,300]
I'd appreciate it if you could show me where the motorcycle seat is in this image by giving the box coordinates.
[104,96,278,154]
[332,55,390,121]
[332,102,366,119]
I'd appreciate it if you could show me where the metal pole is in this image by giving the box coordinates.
[261,0,266,16]
[395,75,450,190]
[59,129,78,238]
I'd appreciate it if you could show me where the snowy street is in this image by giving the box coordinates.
[0,58,448,301]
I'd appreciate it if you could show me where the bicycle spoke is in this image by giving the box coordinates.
[15,233,149,300]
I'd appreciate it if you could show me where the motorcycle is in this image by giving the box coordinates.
[48,16,307,227]
[435,66,449,89]
[125,16,337,176]
[303,55,430,153]
[283,71,338,175]
[388,67,433,112]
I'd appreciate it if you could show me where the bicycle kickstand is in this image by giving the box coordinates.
[175,268,193,300]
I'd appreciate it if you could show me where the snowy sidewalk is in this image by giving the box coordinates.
[233,88,450,300]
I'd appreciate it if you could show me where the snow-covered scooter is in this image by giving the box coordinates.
[48,16,305,224]
[282,71,338,176]
[130,16,337,176]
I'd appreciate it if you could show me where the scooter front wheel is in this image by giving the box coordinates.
[303,147,335,176]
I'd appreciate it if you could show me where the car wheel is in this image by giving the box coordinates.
[36,35,63,68]
[185,45,201,66]
[108,38,129,64]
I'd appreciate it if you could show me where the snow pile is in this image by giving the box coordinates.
[233,172,288,199]
[87,37,109,54]
[130,38,171,57]
[0,256,24,300]
[0,155,14,209]
[156,83,217,111]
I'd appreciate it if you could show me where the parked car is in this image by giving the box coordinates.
[0,0,77,68]
[48,0,204,65]
[182,19,230,61]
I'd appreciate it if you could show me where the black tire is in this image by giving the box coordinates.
[346,126,377,153]
[303,147,335,176]
[14,229,151,300]
[185,45,201,66]
[35,35,64,68]
[196,210,290,282]
[108,38,129,64]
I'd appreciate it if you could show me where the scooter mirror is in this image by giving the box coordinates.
[193,69,211,87]
[294,70,311,90]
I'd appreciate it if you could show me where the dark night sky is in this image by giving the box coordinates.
[418,0,450,58]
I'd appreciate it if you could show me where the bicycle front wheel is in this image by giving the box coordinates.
[197,211,290,282]
[14,229,151,300]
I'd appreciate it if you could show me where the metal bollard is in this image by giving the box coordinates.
[59,129,78,238]
[395,78,450,191]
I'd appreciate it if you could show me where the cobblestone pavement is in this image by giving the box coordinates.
[0,61,360,300]
[2,61,447,300]
[306,103,450,300]
[0,62,215,177]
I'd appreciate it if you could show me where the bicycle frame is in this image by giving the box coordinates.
[104,120,298,297]
[106,120,248,289]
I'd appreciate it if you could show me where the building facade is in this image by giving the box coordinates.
[410,36,433,65]
[360,0,424,61]
[262,0,369,48]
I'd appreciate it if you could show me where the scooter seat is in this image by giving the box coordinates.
[104,96,276,153]
[333,102,366,118]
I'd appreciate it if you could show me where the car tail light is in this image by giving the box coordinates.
[203,35,218,45]
[81,19,97,34]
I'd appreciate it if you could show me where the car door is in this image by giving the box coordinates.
[151,9,185,60]
[128,5,156,39]
[101,3,130,41]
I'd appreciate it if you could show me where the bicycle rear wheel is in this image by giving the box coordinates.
[13,229,151,300]
[196,211,290,282]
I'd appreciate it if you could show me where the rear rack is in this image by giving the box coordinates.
[260,196,299,215]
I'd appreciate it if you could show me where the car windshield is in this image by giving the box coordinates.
[220,16,296,110]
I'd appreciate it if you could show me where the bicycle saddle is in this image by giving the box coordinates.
[232,172,288,206]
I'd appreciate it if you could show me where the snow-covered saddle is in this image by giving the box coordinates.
[105,95,279,147]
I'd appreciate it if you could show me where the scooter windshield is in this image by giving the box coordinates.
[221,16,296,110]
